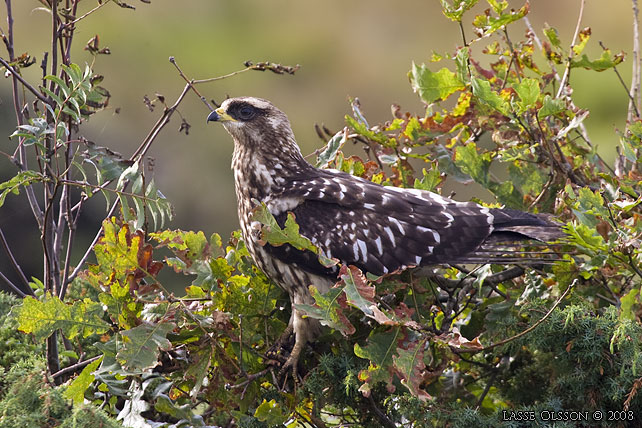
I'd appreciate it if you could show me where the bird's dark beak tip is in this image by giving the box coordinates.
[206,110,219,123]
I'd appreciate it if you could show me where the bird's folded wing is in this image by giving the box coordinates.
[262,169,498,277]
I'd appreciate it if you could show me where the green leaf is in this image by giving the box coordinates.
[354,328,401,392]
[154,395,200,424]
[0,171,44,208]
[44,74,70,98]
[563,222,608,256]
[409,62,465,103]
[63,356,103,405]
[117,321,175,370]
[472,2,529,35]
[185,347,212,398]
[572,27,591,56]
[414,166,443,192]
[252,203,317,253]
[471,77,509,115]
[297,286,356,335]
[454,142,491,187]
[440,0,479,21]
[620,288,640,321]
[543,25,562,49]
[316,128,348,168]
[15,294,109,341]
[538,95,566,119]
[514,78,540,112]
[571,49,625,72]
[83,141,135,183]
[254,399,289,426]
[454,46,470,84]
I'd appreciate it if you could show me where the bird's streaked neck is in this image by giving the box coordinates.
[230,132,310,202]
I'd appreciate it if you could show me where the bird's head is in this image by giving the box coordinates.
[207,97,296,150]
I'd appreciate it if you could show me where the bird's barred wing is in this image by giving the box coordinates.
[262,169,498,277]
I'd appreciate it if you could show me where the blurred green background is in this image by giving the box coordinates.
[0,0,636,290]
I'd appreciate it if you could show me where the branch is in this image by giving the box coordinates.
[462,279,575,353]
[130,82,192,162]
[65,197,119,285]
[631,0,641,122]
[556,0,586,98]
[0,269,26,297]
[415,266,525,291]
[0,225,32,293]
[3,0,45,229]
[0,57,52,105]
[51,355,101,379]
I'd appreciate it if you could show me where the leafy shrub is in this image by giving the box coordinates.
[3,1,642,427]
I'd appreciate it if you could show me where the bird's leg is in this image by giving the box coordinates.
[277,304,320,381]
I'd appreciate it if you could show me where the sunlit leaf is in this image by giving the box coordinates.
[117,321,175,370]
[410,62,465,103]
[15,294,109,341]
[63,356,103,405]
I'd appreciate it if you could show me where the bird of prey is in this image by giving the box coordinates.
[206,96,562,376]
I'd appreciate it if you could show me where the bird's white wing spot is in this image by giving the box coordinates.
[388,216,405,235]
[383,226,395,245]
[417,225,440,244]
[374,236,383,255]
[357,240,367,261]
[443,212,455,228]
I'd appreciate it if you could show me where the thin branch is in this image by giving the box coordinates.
[170,56,215,111]
[0,225,32,292]
[65,0,109,26]
[193,66,253,85]
[0,269,26,297]
[51,355,101,379]
[4,0,45,229]
[600,41,641,119]
[631,0,641,122]
[463,279,575,353]
[0,57,52,105]
[475,366,499,410]
[130,82,191,162]
[556,0,586,98]
[65,197,119,284]
[367,395,396,428]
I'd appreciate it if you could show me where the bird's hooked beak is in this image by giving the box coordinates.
[206,107,235,123]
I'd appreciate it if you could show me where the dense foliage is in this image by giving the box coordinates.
[3,0,642,427]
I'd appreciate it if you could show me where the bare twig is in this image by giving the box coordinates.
[4,0,44,229]
[170,56,216,112]
[0,226,32,293]
[600,40,641,119]
[0,269,26,297]
[130,82,192,162]
[65,0,109,26]
[367,395,396,428]
[475,365,499,410]
[0,57,51,105]
[464,279,575,353]
[51,355,102,379]
[631,0,641,122]
[556,0,586,98]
